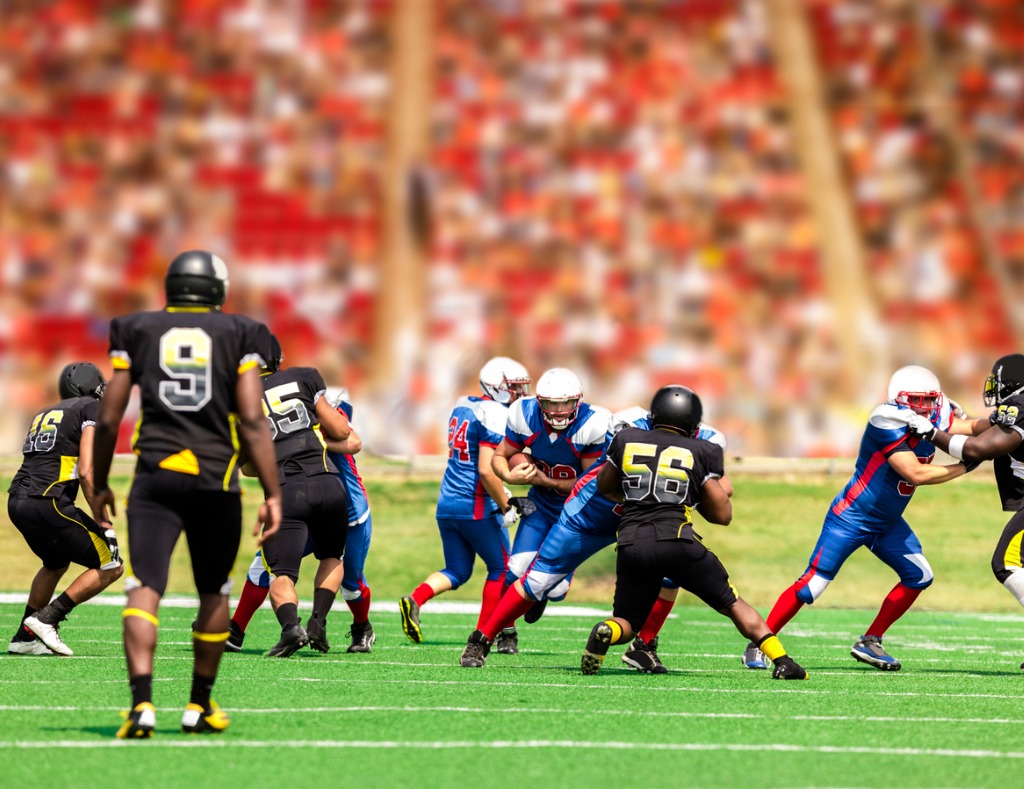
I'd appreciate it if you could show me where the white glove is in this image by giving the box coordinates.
[100,528,122,570]
[502,505,520,526]
[948,398,968,419]
[906,414,937,441]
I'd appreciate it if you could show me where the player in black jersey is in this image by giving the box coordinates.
[10,362,125,656]
[90,250,282,739]
[908,353,1024,668]
[249,334,353,657]
[585,385,808,680]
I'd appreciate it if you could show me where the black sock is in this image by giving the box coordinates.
[190,671,215,711]
[129,674,153,708]
[312,587,336,622]
[38,593,74,625]
[275,602,299,630]
[13,606,38,641]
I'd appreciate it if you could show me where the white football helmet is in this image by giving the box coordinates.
[888,365,943,422]
[479,357,532,405]
[535,367,583,430]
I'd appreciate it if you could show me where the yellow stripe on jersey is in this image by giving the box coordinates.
[1006,530,1024,571]
[123,608,159,626]
[222,413,241,491]
[159,449,200,475]
[238,359,260,374]
[131,411,143,455]
[166,306,214,313]
[49,499,114,566]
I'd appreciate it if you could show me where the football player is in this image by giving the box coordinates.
[246,334,352,658]
[907,354,1024,669]
[91,250,282,738]
[459,367,609,662]
[228,386,376,653]
[584,385,808,680]
[753,366,975,673]
[11,362,124,656]
[399,357,532,645]
[459,401,730,671]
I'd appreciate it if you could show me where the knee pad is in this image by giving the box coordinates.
[506,551,536,581]
[994,564,1016,585]
[901,553,934,590]
[340,585,362,602]
[522,570,569,601]
[795,570,831,604]
[547,577,571,602]
[246,551,270,587]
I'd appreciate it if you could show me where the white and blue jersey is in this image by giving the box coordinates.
[436,396,508,522]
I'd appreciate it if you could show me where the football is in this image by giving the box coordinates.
[507,452,533,470]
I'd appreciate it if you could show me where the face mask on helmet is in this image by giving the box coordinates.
[888,365,943,423]
[984,354,1024,407]
[479,357,532,405]
[535,368,582,430]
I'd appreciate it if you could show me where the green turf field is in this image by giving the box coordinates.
[2,600,1024,788]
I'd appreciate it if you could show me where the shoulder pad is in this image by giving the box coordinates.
[698,423,727,450]
[869,403,913,431]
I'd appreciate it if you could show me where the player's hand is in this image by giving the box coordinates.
[100,528,122,570]
[255,496,282,546]
[91,486,117,526]
[906,414,937,441]
[948,398,968,419]
[506,496,537,520]
[505,463,537,486]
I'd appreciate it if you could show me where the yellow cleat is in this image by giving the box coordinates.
[181,700,230,734]
[116,702,156,739]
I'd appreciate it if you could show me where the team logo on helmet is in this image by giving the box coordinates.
[985,354,1024,406]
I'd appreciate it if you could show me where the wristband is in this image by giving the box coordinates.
[947,434,968,461]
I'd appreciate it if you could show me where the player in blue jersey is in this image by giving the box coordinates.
[459,367,610,664]
[909,354,1024,669]
[461,402,730,669]
[751,366,976,672]
[399,357,532,645]
[225,374,374,653]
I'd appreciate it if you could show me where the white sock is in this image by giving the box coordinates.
[1002,570,1024,607]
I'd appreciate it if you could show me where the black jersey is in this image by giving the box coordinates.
[260,367,338,481]
[109,307,266,493]
[8,396,100,504]
[604,425,725,544]
[989,395,1024,512]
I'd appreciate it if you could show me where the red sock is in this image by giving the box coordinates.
[865,583,922,638]
[765,584,804,634]
[411,583,436,609]
[231,579,269,632]
[477,578,504,630]
[638,595,675,643]
[480,587,533,640]
[346,583,372,625]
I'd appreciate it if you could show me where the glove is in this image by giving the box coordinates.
[906,414,937,441]
[502,506,520,526]
[100,528,122,570]
[504,496,537,522]
[948,398,968,419]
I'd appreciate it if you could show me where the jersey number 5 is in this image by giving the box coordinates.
[621,442,692,504]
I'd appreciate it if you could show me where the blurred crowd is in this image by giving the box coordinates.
[0,0,1018,457]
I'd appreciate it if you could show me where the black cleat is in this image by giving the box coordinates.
[524,598,548,624]
[495,627,519,655]
[851,635,901,671]
[621,636,668,674]
[306,615,330,653]
[225,620,245,653]
[459,630,491,667]
[771,655,809,680]
[347,622,375,653]
[581,622,613,675]
[399,595,423,643]
[266,623,309,658]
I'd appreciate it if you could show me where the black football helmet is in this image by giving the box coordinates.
[649,384,703,437]
[165,250,229,307]
[984,354,1024,406]
[267,333,283,372]
[59,362,106,400]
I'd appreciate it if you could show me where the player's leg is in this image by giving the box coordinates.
[9,565,66,654]
[341,514,374,652]
[460,518,515,652]
[853,520,933,671]
[623,583,678,674]
[262,482,312,657]
[8,498,67,652]
[228,550,272,649]
[304,476,350,653]
[401,518,473,643]
[504,508,556,624]
[990,511,1024,669]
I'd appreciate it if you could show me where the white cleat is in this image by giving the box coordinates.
[23,616,73,656]
[8,638,55,655]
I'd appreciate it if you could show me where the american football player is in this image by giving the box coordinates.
[754,365,975,673]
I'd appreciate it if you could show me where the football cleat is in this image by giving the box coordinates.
[181,700,230,734]
[23,616,73,656]
[347,622,375,653]
[581,622,613,676]
[771,656,809,680]
[742,641,770,670]
[225,620,245,653]
[523,598,548,624]
[621,636,667,674]
[306,616,330,653]
[265,623,309,658]
[7,637,54,655]
[495,627,519,655]
[116,702,156,739]
[399,595,423,644]
[459,630,491,668]
[851,634,901,671]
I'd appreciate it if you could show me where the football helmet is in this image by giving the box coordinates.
[887,365,943,422]
[535,368,582,430]
[984,354,1024,406]
[266,333,283,373]
[649,385,702,437]
[165,250,229,307]
[479,357,532,405]
[59,362,106,400]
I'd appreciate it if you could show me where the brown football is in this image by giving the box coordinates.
[507,452,533,470]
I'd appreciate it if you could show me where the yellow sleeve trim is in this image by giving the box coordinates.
[112,358,131,370]
[192,630,231,643]
[123,608,160,627]
[238,360,260,374]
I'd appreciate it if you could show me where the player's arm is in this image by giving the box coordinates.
[324,425,362,455]
[931,423,1022,464]
[698,478,732,525]
[315,395,351,441]
[492,438,537,485]
[90,368,132,525]
[596,459,624,502]
[236,367,283,545]
[78,424,98,508]
[529,465,577,496]
[887,449,966,486]
[478,444,510,513]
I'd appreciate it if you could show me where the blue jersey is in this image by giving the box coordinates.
[504,397,611,522]
[326,399,370,527]
[828,400,953,527]
[436,396,508,521]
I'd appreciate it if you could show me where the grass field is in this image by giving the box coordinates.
[2,463,1024,787]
